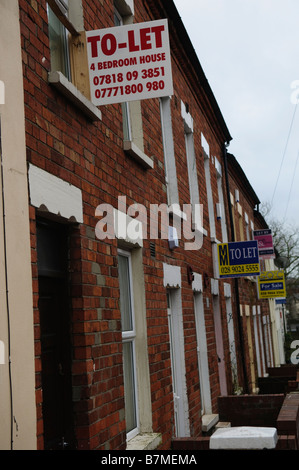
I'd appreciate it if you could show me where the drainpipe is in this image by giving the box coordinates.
[223,142,249,394]
[0,117,14,448]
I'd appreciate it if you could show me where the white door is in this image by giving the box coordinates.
[194,292,212,415]
[212,295,228,396]
[167,291,190,437]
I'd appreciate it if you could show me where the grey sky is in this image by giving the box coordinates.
[173,0,299,227]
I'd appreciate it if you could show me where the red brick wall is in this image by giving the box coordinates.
[20,0,236,450]
[218,394,285,427]
[227,164,273,392]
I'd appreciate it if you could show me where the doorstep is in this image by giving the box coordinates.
[202,414,219,433]
[126,433,162,451]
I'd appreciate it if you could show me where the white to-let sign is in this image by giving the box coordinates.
[86,19,173,106]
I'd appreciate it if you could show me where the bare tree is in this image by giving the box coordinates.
[270,219,299,280]
[260,202,299,281]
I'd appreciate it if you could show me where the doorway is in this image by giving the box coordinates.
[37,219,75,449]
[167,290,190,437]
[212,295,228,396]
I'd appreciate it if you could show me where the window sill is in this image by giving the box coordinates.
[48,71,102,121]
[123,140,154,169]
[202,414,219,433]
[126,433,162,451]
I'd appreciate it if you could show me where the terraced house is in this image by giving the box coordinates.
[0,0,287,451]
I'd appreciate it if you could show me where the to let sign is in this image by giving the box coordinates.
[86,19,173,106]
[217,240,260,279]
[253,229,275,259]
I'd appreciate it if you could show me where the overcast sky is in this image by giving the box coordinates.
[173,0,299,227]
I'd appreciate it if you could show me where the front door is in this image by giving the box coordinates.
[37,220,75,449]
[167,291,189,437]
[212,295,228,396]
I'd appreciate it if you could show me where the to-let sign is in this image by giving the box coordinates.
[253,229,275,259]
[86,19,173,106]
[217,240,260,279]
[258,270,286,299]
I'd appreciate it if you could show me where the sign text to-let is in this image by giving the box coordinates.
[86,19,173,106]
[217,240,260,279]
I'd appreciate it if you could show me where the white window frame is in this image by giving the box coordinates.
[118,249,140,441]
[160,96,179,207]
[193,290,212,416]
[224,283,239,392]
[114,0,152,169]
[163,263,190,438]
[47,0,72,80]
[215,156,228,243]
[181,102,205,233]
[167,290,190,437]
[203,141,216,240]
[114,8,132,142]
[47,0,101,120]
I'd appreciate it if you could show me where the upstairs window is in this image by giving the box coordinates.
[46,0,101,120]
[160,97,179,207]
[114,7,132,141]
[48,0,71,80]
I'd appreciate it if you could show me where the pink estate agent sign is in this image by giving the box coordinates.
[253,229,275,259]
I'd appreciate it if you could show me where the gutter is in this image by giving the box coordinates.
[0,117,14,449]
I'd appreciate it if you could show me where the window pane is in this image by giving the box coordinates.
[114,9,132,141]
[123,341,137,433]
[48,6,71,80]
[118,254,133,332]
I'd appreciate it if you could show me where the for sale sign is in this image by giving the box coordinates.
[258,270,286,299]
[86,19,173,106]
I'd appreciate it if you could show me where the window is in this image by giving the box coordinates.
[114,8,132,141]
[114,219,159,449]
[215,157,228,243]
[118,250,139,439]
[185,126,199,207]
[202,134,216,239]
[245,212,250,240]
[47,0,101,120]
[181,102,203,232]
[238,204,244,241]
[113,1,153,169]
[160,97,179,207]
[48,0,71,80]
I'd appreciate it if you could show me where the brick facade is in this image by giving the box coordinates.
[14,0,280,451]
[227,153,275,393]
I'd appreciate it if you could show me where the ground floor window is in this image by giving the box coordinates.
[117,249,139,439]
